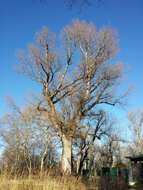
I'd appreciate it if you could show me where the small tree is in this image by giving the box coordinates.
[0,101,58,176]
[74,118,124,175]
[17,20,123,175]
[74,110,107,175]
[128,111,143,155]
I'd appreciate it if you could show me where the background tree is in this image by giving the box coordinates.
[74,118,124,176]
[0,101,58,176]
[128,110,143,155]
[98,132,124,168]
[74,110,107,175]
[17,20,124,175]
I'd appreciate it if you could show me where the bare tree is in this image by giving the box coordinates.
[0,110,35,175]
[17,20,124,175]
[128,111,143,155]
[99,134,124,168]
[74,110,107,175]
[0,101,58,176]
[74,118,124,175]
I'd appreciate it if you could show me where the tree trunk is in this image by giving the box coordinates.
[40,148,48,176]
[77,154,81,174]
[61,134,72,175]
[77,147,89,175]
[28,161,32,177]
[40,157,44,176]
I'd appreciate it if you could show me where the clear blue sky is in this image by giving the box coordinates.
[0,0,143,131]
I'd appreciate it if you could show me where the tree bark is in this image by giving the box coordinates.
[76,154,81,175]
[61,134,72,175]
[40,148,48,176]
[77,147,89,175]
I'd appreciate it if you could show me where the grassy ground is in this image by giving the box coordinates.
[0,176,86,190]
[0,175,130,190]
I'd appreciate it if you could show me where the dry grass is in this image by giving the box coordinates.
[0,175,86,190]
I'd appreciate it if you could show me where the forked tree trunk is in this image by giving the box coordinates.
[61,134,72,175]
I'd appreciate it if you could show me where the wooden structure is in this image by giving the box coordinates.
[126,155,143,186]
